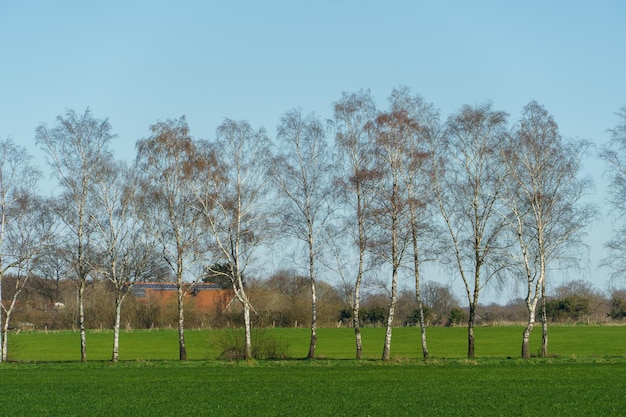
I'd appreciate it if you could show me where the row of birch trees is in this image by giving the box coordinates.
[1,87,621,362]
[332,89,596,359]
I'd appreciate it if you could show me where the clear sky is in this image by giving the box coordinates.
[1,1,625,302]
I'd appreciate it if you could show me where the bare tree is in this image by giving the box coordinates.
[503,101,594,358]
[370,88,441,360]
[195,119,273,360]
[2,196,56,361]
[389,87,441,359]
[600,107,626,279]
[421,281,460,325]
[36,109,114,362]
[271,108,335,359]
[135,116,204,361]
[332,89,378,359]
[432,103,509,358]
[370,100,414,361]
[0,139,45,361]
[91,160,166,362]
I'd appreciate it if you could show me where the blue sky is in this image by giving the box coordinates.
[1,1,625,301]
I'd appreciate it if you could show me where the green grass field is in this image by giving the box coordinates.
[1,359,625,416]
[7,325,626,361]
[2,326,625,416]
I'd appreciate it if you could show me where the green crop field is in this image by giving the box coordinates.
[1,326,625,416]
[1,359,625,416]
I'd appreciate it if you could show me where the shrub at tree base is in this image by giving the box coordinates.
[214,329,289,360]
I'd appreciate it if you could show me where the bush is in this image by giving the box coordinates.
[447,307,466,326]
[609,290,626,320]
[214,328,289,360]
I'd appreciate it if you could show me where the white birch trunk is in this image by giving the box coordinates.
[353,184,366,359]
[111,292,123,362]
[177,278,186,361]
[467,286,479,358]
[308,279,317,359]
[308,230,317,359]
[541,280,548,357]
[467,304,476,358]
[411,215,428,359]
[382,266,398,361]
[1,317,8,362]
[243,299,252,360]
[352,282,362,359]
[79,281,87,362]
[521,308,535,359]
[2,292,21,362]
[416,293,429,359]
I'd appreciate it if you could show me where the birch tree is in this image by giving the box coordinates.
[0,139,44,361]
[333,89,378,359]
[272,108,335,359]
[503,101,594,358]
[432,103,509,358]
[389,87,440,359]
[36,108,114,362]
[1,195,56,361]
[371,103,413,361]
[600,106,626,278]
[195,119,272,360]
[135,116,203,361]
[91,160,166,362]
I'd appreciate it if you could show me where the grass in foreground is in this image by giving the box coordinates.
[1,359,625,416]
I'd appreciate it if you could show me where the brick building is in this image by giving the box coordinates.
[127,282,234,315]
